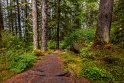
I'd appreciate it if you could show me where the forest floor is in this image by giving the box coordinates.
[5,52,90,83]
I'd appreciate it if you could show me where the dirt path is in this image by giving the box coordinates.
[6,54,90,83]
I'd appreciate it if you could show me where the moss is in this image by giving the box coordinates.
[59,52,82,76]
[60,45,124,82]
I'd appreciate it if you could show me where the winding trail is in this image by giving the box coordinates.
[6,54,90,83]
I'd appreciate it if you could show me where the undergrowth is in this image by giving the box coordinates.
[0,49,37,81]
[60,51,82,76]
[60,45,124,83]
[59,28,124,82]
[60,28,95,49]
[8,51,36,73]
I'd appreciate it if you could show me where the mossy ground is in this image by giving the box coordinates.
[59,46,124,83]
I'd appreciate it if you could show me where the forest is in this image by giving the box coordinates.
[0,0,124,83]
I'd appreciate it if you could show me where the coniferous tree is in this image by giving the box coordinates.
[94,0,114,47]
[16,0,22,37]
[41,0,48,51]
[56,0,61,49]
[0,2,4,48]
[32,0,39,50]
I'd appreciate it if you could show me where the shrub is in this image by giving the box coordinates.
[9,36,32,50]
[80,48,93,58]
[80,66,114,81]
[80,43,94,59]
[2,31,13,48]
[61,28,95,49]
[2,31,32,51]
[111,24,124,48]
[48,40,56,49]
[5,50,36,73]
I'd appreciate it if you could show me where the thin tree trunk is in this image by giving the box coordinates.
[32,0,39,50]
[6,0,11,31]
[25,0,28,41]
[17,0,22,37]
[56,0,61,49]
[41,0,48,52]
[14,1,17,36]
[10,0,14,34]
[0,2,4,48]
[94,0,114,47]
[15,17,18,35]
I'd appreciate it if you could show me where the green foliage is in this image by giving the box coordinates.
[80,66,114,81]
[10,54,36,73]
[2,31,32,50]
[48,40,56,49]
[9,36,32,50]
[0,50,37,81]
[80,44,93,58]
[2,31,13,48]
[81,0,98,27]
[111,27,124,48]
[59,40,124,82]
[60,28,95,49]
[63,57,77,64]
[111,0,124,48]
[79,46,124,82]
[5,50,36,73]
[80,57,115,82]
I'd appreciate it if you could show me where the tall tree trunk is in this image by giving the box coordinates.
[16,0,22,37]
[0,2,4,48]
[41,0,48,52]
[94,0,114,47]
[25,0,29,42]
[10,0,14,34]
[56,0,61,49]
[14,1,17,36]
[32,0,39,50]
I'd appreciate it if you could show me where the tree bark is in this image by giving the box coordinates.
[94,0,114,47]
[16,0,22,37]
[56,0,61,49]
[10,0,14,34]
[0,2,4,48]
[32,0,39,50]
[41,0,48,52]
